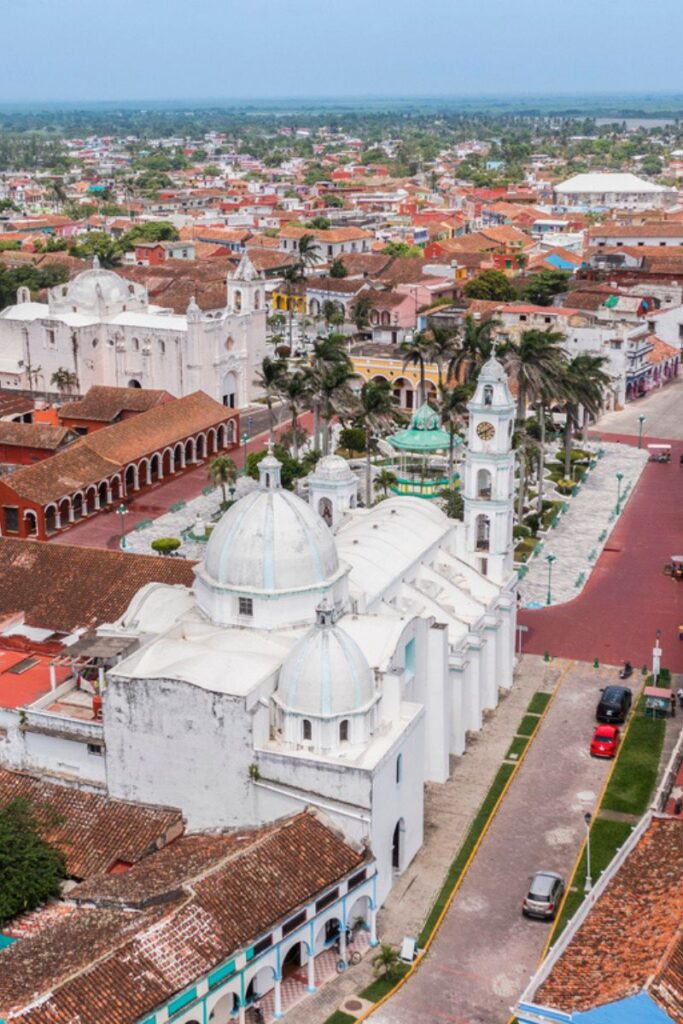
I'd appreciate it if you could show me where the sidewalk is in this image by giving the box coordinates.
[288,655,563,1024]
[519,441,648,608]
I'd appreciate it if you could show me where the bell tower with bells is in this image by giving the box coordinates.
[463,352,516,582]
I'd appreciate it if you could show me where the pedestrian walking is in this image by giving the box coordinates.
[677,687,683,709]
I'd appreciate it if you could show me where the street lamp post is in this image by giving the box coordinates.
[545,553,557,606]
[637,415,646,449]
[615,471,624,513]
[241,431,249,471]
[584,811,593,892]
[653,628,662,685]
[117,503,128,550]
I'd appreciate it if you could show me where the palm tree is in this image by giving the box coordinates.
[371,943,401,980]
[50,367,79,396]
[560,354,611,477]
[308,335,356,455]
[351,293,372,337]
[322,299,345,332]
[514,427,541,520]
[253,356,286,438]
[297,232,321,271]
[439,382,471,487]
[426,325,459,385]
[276,369,310,460]
[375,468,398,497]
[400,331,432,406]
[357,379,396,505]
[281,264,304,352]
[447,314,500,384]
[208,455,238,506]
[503,328,566,425]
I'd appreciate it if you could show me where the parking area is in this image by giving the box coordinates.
[372,661,619,1024]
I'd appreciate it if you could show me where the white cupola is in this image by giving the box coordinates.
[308,454,358,530]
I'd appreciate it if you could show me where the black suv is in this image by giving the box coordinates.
[596,685,632,724]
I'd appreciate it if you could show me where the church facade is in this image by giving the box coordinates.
[96,355,518,907]
[0,254,267,408]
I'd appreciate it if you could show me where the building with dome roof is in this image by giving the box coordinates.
[0,253,267,408]
[6,359,517,923]
[387,401,461,498]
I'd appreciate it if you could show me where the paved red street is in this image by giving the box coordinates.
[51,412,312,551]
[519,433,683,673]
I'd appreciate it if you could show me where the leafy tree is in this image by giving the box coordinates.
[207,455,238,505]
[381,241,424,258]
[439,487,464,520]
[203,164,221,177]
[351,293,372,334]
[120,221,179,247]
[309,334,356,453]
[0,263,69,309]
[400,331,432,405]
[50,367,79,395]
[559,354,610,477]
[151,537,182,555]
[503,328,566,424]
[0,798,65,925]
[338,426,366,453]
[447,314,499,384]
[306,216,331,230]
[357,379,396,505]
[276,370,310,460]
[520,270,570,307]
[68,232,122,268]
[426,326,459,385]
[371,943,401,980]
[329,257,348,278]
[322,299,345,329]
[463,270,517,301]
[324,194,345,208]
[375,468,397,497]
[246,445,304,490]
[439,382,470,486]
[253,356,287,437]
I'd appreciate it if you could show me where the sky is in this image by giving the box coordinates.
[1,0,682,103]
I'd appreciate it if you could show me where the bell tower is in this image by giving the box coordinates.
[463,354,515,583]
[227,253,265,315]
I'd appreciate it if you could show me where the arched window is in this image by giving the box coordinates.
[396,753,403,784]
[339,719,349,743]
[92,338,99,348]
[159,339,165,354]
[254,290,260,311]
[483,384,493,407]
[303,719,312,741]
[132,337,139,351]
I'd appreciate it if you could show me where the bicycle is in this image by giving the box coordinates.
[336,949,362,972]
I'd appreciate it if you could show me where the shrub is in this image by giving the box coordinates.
[524,512,540,535]
[339,426,366,453]
[0,798,66,924]
[513,524,531,539]
[557,479,576,495]
[439,488,464,520]
[151,537,181,555]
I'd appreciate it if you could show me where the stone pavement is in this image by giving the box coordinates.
[283,655,562,1024]
[596,376,683,441]
[372,660,615,1024]
[519,441,648,608]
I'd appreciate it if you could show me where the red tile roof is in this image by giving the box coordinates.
[59,385,170,424]
[0,423,74,450]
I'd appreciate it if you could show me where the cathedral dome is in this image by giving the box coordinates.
[49,258,146,315]
[277,605,375,718]
[202,451,340,594]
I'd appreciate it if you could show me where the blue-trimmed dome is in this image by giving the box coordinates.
[277,607,375,717]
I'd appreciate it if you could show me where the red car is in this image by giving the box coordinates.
[590,724,620,758]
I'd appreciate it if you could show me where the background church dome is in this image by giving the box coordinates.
[277,608,375,717]
[50,259,146,315]
[311,454,355,482]
[202,457,340,593]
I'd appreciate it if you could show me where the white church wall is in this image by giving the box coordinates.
[0,707,106,786]
[448,662,466,756]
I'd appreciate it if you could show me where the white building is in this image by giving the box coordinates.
[0,253,267,409]
[554,173,677,211]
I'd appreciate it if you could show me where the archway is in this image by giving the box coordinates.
[149,453,162,483]
[98,480,110,508]
[316,916,342,953]
[124,465,137,494]
[24,510,38,536]
[222,371,237,409]
[207,992,240,1024]
[58,497,71,525]
[72,492,84,521]
[392,818,405,871]
[227,419,237,446]
[245,965,275,1004]
[318,496,333,527]
[282,941,305,978]
[85,485,97,512]
[392,376,415,411]
[162,448,173,476]
[184,438,195,464]
[423,380,437,403]
[207,428,217,454]
[475,514,490,551]
[44,505,57,535]
[216,424,227,450]
[174,442,185,468]
[128,379,142,389]
[111,475,122,501]
[347,894,371,932]
[476,468,492,499]
[196,434,206,460]
[138,459,151,486]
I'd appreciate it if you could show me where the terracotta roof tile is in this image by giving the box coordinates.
[0,423,74,450]
[59,385,170,424]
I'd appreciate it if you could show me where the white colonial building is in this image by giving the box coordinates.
[553,172,677,211]
[0,254,267,408]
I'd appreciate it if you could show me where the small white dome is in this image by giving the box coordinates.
[311,455,355,482]
[50,260,146,316]
[202,454,340,593]
[277,610,375,717]
[479,354,507,382]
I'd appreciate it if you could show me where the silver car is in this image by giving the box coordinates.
[522,871,564,920]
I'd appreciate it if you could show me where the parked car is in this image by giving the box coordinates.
[596,685,632,724]
[590,724,620,758]
[522,871,565,920]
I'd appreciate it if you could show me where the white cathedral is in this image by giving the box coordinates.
[0,254,268,408]
[96,355,518,906]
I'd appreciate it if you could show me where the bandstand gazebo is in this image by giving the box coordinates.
[387,403,461,498]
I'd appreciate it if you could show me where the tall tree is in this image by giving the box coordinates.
[281,263,304,352]
[463,269,517,301]
[426,325,459,385]
[309,335,355,454]
[207,455,238,505]
[253,356,286,438]
[276,369,310,460]
[560,354,611,477]
[357,379,396,505]
[351,293,372,336]
[50,367,79,396]
[297,232,322,271]
[447,314,499,384]
[400,331,432,405]
[438,382,471,487]
[0,798,65,925]
[503,328,566,424]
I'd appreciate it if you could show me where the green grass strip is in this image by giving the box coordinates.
[527,692,552,715]
[516,714,540,737]
[601,701,666,816]
[506,735,529,760]
[553,819,632,936]
[359,963,409,1002]
[323,1012,357,1024]
[417,762,515,947]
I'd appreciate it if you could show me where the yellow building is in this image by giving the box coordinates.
[269,290,307,314]
[351,344,443,410]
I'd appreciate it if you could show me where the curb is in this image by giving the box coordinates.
[354,659,573,1023]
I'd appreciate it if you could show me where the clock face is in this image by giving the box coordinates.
[476,421,495,441]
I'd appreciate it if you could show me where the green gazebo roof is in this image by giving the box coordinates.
[388,402,458,453]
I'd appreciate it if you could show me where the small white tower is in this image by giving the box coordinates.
[308,455,358,531]
[227,253,265,315]
[463,354,516,582]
